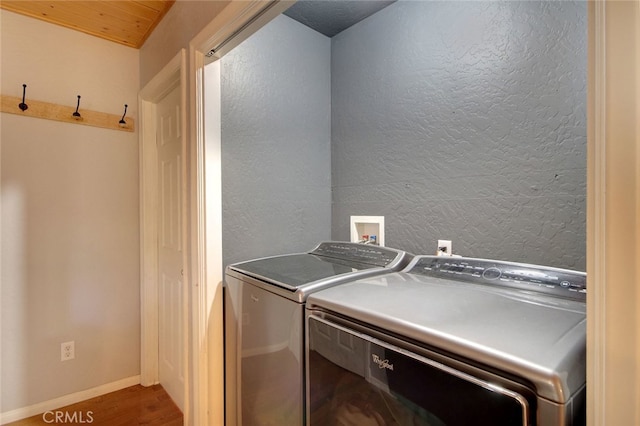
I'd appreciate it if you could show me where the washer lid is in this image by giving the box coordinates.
[307,271,586,404]
[229,253,376,290]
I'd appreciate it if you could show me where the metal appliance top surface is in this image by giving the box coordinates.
[226,241,410,299]
[306,255,586,404]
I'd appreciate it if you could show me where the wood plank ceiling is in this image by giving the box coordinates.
[0,1,175,49]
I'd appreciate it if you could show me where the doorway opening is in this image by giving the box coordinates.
[139,49,188,415]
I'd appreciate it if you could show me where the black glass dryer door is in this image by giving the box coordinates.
[307,317,533,426]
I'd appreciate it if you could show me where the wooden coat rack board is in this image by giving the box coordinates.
[0,95,135,132]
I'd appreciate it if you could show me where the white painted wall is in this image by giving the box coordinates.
[0,10,140,416]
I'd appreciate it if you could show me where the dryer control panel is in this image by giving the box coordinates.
[410,256,586,301]
[312,241,408,268]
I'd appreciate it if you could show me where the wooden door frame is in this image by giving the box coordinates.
[587,1,640,425]
[186,2,292,424]
[138,49,189,416]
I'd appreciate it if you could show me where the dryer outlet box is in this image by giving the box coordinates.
[437,240,452,256]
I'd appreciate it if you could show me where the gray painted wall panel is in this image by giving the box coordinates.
[331,1,586,270]
[221,15,332,266]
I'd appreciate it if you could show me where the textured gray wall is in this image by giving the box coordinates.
[221,15,332,266]
[331,1,587,270]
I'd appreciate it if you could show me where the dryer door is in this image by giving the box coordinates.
[307,315,534,426]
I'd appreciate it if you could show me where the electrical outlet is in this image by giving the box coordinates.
[437,239,452,256]
[61,341,75,361]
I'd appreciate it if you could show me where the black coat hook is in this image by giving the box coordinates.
[73,95,82,119]
[19,84,28,111]
[119,104,128,127]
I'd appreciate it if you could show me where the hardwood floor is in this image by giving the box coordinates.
[4,384,183,426]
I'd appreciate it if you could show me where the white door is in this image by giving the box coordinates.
[156,84,185,411]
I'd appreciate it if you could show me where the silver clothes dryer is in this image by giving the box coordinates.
[306,255,586,426]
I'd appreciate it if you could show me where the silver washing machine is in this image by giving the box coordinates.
[224,241,412,425]
[305,255,586,426]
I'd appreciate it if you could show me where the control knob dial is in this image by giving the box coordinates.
[482,267,502,280]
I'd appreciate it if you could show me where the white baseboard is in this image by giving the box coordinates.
[0,375,141,424]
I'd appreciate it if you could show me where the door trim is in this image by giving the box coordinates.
[187,2,292,424]
[587,1,640,425]
[139,49,188,412]
[587,3,606,424]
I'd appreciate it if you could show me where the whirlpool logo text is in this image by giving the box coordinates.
[372,354,394,370]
